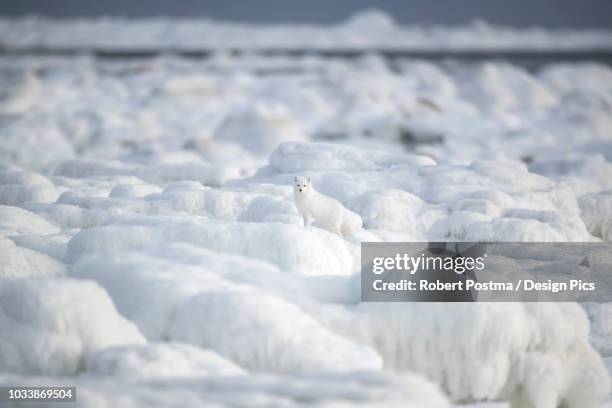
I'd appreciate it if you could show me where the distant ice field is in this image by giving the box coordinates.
[1,10,612,51]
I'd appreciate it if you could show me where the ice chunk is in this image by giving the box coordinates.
[353,189,444,238]
[346,302,610,407]
[0,184,59,207]
[54,158,242,187]
[66,217,357,276]
[0,278,145,376]
[9,232,71,261]
[456,63,557,114]
[0,115,74,171]
[0,168,60,206]
[147,185,260,220]
[0,205,60,236]
[0,237,66,277]
[267,141,435,174]
[214,104,307,157]
[580,192,612,241]
[171,291,383,373]
[540,63,612,95]
[237,195,300,224]
[70,248,243,340]
[109,183,162,198]
[87,343,245,379]
[0,70,42,115]
[584,303,612,357]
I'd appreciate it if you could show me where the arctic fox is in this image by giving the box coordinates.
[293,176,362,236]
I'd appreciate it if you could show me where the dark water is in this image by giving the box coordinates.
[2,47,612,71]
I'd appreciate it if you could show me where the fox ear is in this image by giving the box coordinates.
[294,176,298,182]
[307,177,311,183]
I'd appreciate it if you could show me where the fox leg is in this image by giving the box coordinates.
[303,213,311,227]
[332,213,344,236]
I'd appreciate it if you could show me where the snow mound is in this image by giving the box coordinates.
[214,104,307,157]
[54,158,243,187]
[0,278,145,376]
[71,248,244,340]
[0,237,66,277]
[70,243,349,339]
[87,343,245,379]
[540,63,612,95]
[0,167,54,186]
[0,167,60,206]
[345,302,610,407]
[25,202,120,230]
[0,205,59,236]
[9,232,71,261]
[72,246,379,374]
[171,291,383,373]
[529,154,612,191]
[66,217,357,276]
[579,192,612,241]
[237,195,300,224]
[109,183,162,198]
[584,303,612,357]
[458,63,557,114]
[0,115,74,171]
[427,207,593,242]
[353,189,442,236]
[147,184,260,220]
[267,141,435,173]
[33,184,261,229]
[0,71,42,115]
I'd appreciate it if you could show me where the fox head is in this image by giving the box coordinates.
[293,176,312,194]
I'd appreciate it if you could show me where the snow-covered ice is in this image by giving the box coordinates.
[87,343,246,379]
[0,278,145,376]
[0,12,612,407]
[0,370,451,407]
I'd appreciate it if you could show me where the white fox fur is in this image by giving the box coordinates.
[293,176,362,236]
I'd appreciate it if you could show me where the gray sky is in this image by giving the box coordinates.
[1,0,611,29]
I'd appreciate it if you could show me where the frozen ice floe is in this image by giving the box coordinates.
[0,43,610,408]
